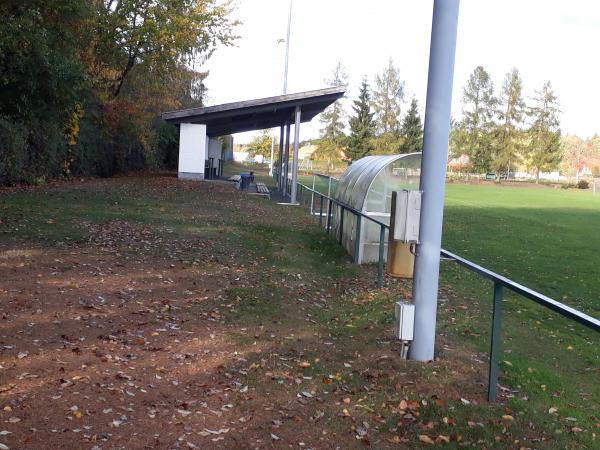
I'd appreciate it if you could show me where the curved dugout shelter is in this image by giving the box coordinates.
[332,153,422,264]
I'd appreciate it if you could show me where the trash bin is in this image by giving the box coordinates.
[240,173,251,190]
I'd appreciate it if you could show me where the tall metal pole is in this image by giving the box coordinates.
[409,0,460,362]
[283,0,293,94]
[290,106,302,204]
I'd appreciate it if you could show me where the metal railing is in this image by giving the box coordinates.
[441,249,600,401]
[292,181,600,402]
[296,182,388,288]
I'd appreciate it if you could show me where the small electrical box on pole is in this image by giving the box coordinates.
[392,190,422,243]
[394,301,415,359]
[387,190,422,278]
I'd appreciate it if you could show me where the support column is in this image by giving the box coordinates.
[290,106,302,204]
[269,131,275,177]
[283,124,291,196]
[409,0,460,362]
[178,123,207,180]
[277,126,285,190]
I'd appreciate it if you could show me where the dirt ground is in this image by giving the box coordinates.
[0,176,533,449]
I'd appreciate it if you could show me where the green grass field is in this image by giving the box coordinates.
[443,184,600,315]
[440,183,600,446]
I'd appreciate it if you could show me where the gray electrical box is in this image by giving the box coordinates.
[394,301,415,341]
[392,190,422,243]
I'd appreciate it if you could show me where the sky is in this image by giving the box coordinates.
[202,0,600,143]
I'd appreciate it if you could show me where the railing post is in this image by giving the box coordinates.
[310,175,316,215]
[339,206,344,245]
[354,215,362,263]
[377,225,385,288]
[488,282,503,402]
[319,195,324,227]
[326,199,333,233]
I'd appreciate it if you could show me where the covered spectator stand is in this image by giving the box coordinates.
[162,87,345,198]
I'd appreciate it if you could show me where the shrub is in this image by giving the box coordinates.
[0,117,28,185]
[577,180,589,189]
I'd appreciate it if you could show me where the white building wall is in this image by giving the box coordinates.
[178,123,206,180]
[233,151,249,162]
[539,171,561,181]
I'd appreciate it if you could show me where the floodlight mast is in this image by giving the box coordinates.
[283,0,292,95]
[277,0,293,191]
[409,0,460,362]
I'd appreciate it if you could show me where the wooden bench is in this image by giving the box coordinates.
[228,174,242,189]
[255,182,270,198]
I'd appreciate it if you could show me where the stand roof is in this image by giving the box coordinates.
[162,86,345,137]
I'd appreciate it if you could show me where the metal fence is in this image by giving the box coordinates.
[296,182,388,289]
[294,181,600,402]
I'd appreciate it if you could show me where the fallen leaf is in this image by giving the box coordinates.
[436,435,451,444]
[419,435,435,445]
[355,424,368,437]
[443,417,457,426]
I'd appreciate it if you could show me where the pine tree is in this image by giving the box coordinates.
[400,98,423,153]
[315,63,348,165]
[494,68,526,175]
[347,77,376,161]
[372,58,405,134]
[526,81,562,182]
[460,66,497,171]
[320,62,348,140]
